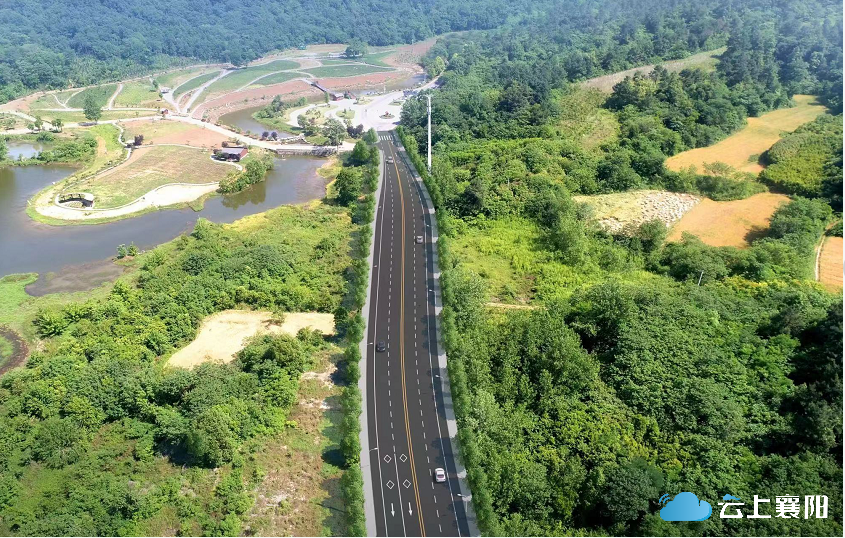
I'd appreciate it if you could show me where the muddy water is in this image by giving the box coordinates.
[0,155,329,279]
[4,140,50,160]
[219,106,293,137]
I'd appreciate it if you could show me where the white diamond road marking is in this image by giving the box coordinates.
[383,454,392,463]
[386,480,395,490]
[403,479,412,489]
[399,454,408,463]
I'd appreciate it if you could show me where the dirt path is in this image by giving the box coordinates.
[184,69,232,114]
[106,83,123,110]
[168,310,335,368]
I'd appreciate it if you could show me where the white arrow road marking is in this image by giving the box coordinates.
[408,502,413,516]
[391,503,395,517]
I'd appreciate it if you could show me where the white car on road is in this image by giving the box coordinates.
[434,468,446,483]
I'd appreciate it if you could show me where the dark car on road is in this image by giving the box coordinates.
[376,341,386,352]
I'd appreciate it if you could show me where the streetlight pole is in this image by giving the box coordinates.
[426,94,432,172]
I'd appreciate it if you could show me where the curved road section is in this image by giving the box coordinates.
[362,131,474,536]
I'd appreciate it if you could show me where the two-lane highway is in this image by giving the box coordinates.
[365,131,470,536]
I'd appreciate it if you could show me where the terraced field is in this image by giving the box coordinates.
[307,64,394,78]
[172,71,220,99]
[67,84,117,108]
[114,81,164,108]
[203,60,302,95]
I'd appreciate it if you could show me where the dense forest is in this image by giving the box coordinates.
[0,0,557,103]
[397,0,843,535]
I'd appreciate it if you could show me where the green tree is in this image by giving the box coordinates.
[344,39,368,58]
[350,140,371,165]
[52,117,63,132]
[334,167,362,206]
[363,128,378,144]
[322,118,346,146]
[0,138,7,161]
[83,94,102,122]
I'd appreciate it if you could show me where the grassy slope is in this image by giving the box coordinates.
[73,145,231,207]
[172,71,220,99]
[67,83,118,108]
[204,60,301,95]
[114,81,165,108]
[450,216,656,304]
[665,94,827,173]
[581,47,726,92]
[306,64,393,78]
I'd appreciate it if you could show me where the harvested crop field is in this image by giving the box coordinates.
[575,190,701,234]
[582,48,725,92]
[818,236,843,290]
[114,81,165,108]
[667,192,789,247]
[665,95,827,174]
[73,145,233,207]
[122,119,227,147]
[168,310,335,369]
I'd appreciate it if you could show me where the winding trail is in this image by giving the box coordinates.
[184,69,232,114]
[106,83,123,110]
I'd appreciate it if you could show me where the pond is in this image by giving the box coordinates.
[0,155,329,279]
[219,106,293,138]
[4,140,51,160]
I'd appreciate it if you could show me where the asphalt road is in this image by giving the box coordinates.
[365,132,470,537]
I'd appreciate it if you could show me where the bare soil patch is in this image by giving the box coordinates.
[168,310,335,369]
[192,79,321,121]
[575,190,701,234]
[667,192,789,248]
[122,119,227,148]
[819,236,843,290]
[382,38,438,69]
[665,95,827,174]
[0,326,28,376]
[25,259,127,296]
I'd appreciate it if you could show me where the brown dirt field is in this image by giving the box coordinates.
[383,38,438,69]
[318,70,410,91]
[123,120,227,148]
[192,79,321,120]
[168,310,335,368]
[667,192,790,248]
[665,95,827,174]
[818,236,843,291]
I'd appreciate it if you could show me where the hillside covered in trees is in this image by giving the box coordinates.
[398,0,843,535]
[0,0,555,103]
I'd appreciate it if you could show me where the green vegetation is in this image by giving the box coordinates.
[0,334,12,359]
[0,201,359,535]
[114,80,163,108]
[396,1,842,534]
[760,114,843,204]
[306,64,393,78]
[205,61,301,95]
[172,72,219,99]
[250,70,300,87]
[217,152,275,194]
[67,84,117,109]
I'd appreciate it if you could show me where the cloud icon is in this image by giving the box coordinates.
[659,492,712,521]
[723,494,741,501]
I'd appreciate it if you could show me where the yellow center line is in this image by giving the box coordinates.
[391,141,426,536]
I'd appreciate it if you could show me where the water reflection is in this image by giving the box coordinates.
[0,155,328,277]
